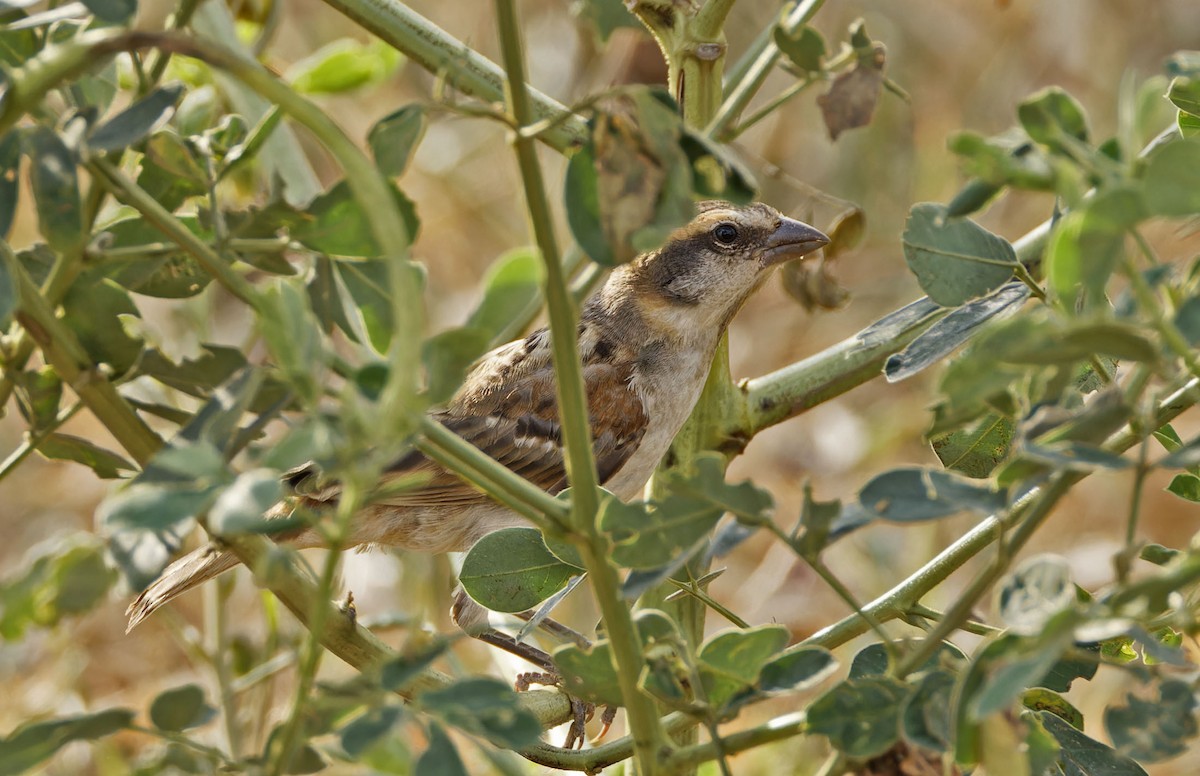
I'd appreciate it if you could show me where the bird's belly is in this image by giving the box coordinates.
[603,353,711,501]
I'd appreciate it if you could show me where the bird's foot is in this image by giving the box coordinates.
[515,671,618,749]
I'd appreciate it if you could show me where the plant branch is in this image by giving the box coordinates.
[495,2,668,770]
[706,0,827,138]
[803,375,1200,654]
[317,0,584,151]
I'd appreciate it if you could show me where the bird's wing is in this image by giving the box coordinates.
[299,331,648,509]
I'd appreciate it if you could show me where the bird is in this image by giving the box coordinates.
[125,201,827,733]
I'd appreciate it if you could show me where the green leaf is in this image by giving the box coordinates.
[554,610,675,707]
[1018,87,1089,150]
[1036,710,1148,775]
[15,366,62,430]
[459,527,584,613]
[902,203,1017,306]
[79,0,136,23]
[858,466,1006,523]
[208,469,287,535]
[553,639,623,706]
[1104,679,1197,762]
[959,614,1076,729]
[1181,111,1200,138]
[335,257,415,354]
[380,640,449,692]
[149,685,216,732]
[1175,296,1200,345]
[997,554,1076,635]
[259,281,325,404]
[418,678,542,749]
[288,38,403,95]
[1000,320,1158,365]
[946,178,1003,217]
[774,25,825,73]
[678,128,757,203]
[369,105,426,178]
[414,723,468,776]
[0,131,19,240]
[307,255,355,337]
[35,432,135,478]
[758,645,837,694]
[577,0,640,41]
[665,453,774,523]
[1168,76,1200,118]
[291,180,418,258]
[88,84,185,153]
[340,705,403,758]
[136,345,246,397]
[1046,190,1142,310]
[931,413,1015,478]
[697,624,790,709]
[1023,688,1083,730]
[0,708,134,775]
[1143,138,1200,216]
[564,88,695,266]
[901,669,955,752]
[808,677,908,758]
[849,641,965,679]
[60,272,143,375]
[421,327,491,405]
[0,535,116,640]
[885,281,1030,383]
[1166,473,1200,502]
[601,490,723,569]
[98,481,222,533]
[27,126,84,253]
[466,248,543,342]
[103,216,214,299]
[948,131,1056,190]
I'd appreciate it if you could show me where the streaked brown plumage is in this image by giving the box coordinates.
[125,201,828,632]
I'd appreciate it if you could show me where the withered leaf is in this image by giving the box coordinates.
[817,45,886,141]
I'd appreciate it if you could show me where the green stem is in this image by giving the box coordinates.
[0,402,83,483]
[317,0,584,152]
[0,239,163,466]
[495,2,668,770]
[88,158,263,308]
[805,376,1199,658]
[270,480,363,776]
[706,0,828,138]
[205,575,242,757]
[740,219,1052,437]
[417,416,569,528]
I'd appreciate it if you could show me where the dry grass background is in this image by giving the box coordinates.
[2,0,1199,773]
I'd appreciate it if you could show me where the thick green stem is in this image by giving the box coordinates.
[0,240,163,465]
[706,0,827,138]
[318,0,584,152]
[495,1,669,769]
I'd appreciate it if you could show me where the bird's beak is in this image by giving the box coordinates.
[760,217,830,267]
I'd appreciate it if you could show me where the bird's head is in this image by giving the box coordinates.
[606,201,829,338]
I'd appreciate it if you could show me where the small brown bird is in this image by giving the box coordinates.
[126,201,827,635]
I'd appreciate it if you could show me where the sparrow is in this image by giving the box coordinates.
[125,200,828,639]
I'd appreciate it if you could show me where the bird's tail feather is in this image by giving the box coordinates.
[125,545,239,632]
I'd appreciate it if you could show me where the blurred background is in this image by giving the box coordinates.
[2,0,1199,772]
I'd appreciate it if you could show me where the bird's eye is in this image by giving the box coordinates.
[712,223,739,245]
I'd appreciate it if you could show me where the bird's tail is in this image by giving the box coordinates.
[125,545,239,632]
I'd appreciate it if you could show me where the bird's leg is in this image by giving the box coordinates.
[450,588,612,748]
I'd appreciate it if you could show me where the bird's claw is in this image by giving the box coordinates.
[514,671,617,749]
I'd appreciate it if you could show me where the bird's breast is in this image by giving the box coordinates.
[603,345,713,500]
